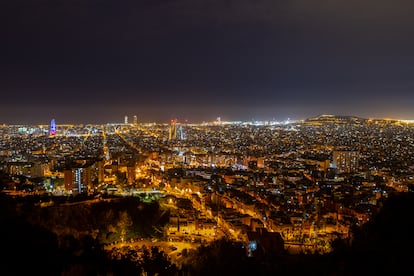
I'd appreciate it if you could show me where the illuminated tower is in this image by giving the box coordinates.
[177,125,184,140]
[133,115,138,126]
[49,118,56,137]
[124,115,128,124]
[169,119,177,140]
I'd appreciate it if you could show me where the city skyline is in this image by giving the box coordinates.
[2,1,414,124]
[2,113,412,127]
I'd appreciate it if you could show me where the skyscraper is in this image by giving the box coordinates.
[169,119,177,140]
[124,115,128,124]
[49,118,56,136]
[133,115,138,126]
[177,125,184,140]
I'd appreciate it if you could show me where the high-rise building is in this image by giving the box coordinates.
[177,125,184,140]
[127,162,136,185]
[64,165,93,194]
[133,115,138,126]
[124,115,128,124]
[96,159,104,185]
[169,119,177,140]
[49,118,56,136]
[64,168,73,192]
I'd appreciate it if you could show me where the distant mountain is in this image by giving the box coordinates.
[303,114,367,125]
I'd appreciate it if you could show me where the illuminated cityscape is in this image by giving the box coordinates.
[3,0,414,274]
[2,114,414,274]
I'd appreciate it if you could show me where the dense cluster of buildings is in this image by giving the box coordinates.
[1,114,414,255]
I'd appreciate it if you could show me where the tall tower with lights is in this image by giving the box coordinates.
[169,119,177,140]
[49,118,56,137]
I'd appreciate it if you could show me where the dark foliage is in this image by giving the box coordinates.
[0,193,60,275]
[340,192,414,275]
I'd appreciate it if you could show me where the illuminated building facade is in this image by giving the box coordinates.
[177,125,184,140]
[64,166,93,194]
[333,150,359,173]
[127,163,136,185]
[64,169,73,192]
[169,119,177,140]
[96,160,104,184]
[49,118,56,136]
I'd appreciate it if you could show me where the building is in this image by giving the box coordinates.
[332,150,359,173]
[126,162,136,185]
[64,165,93,194]
[169,119,177,140]
[49,118,56,136]
[177,125,184,140]
[96,159,105,185]
[133,115,138,126]
[64,168,73,192]
[7,161,45,178]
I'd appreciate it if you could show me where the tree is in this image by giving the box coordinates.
[141,246,177,276]
[117,210,133,242]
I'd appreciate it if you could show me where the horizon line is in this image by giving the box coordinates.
[2,113,414,126]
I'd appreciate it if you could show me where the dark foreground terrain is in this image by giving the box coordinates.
[1,191,414,275]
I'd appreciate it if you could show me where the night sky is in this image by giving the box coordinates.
[2,0,414,124]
